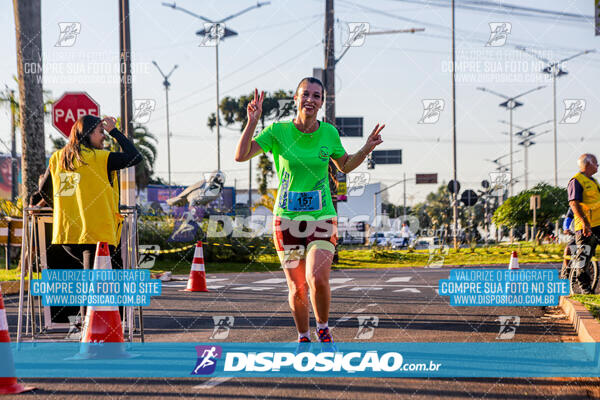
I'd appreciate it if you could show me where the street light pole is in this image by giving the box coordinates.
[518,129,550,190]
[477,85,545,195]
[9,89,17,202]
[451,0,458,249]
[215,42,221,171]
[500,120,551,190]
[374,176,415,221]
[516,46,595,186]
[552,71,557,185]
[163,1,270,172]
[508,101,513,196]
[403,172,407,221]
[151,61,178,194]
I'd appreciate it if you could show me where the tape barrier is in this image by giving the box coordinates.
[139,242,273,255]
[139,243,571,260]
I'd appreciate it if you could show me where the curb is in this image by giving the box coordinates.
[559,296,600,342]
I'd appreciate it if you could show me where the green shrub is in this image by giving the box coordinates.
[137,215,274,263]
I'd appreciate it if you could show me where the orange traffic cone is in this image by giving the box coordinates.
[0,285,35,394]
[508,251,519,270]
[75,242,130,359]
[183,241,208,292]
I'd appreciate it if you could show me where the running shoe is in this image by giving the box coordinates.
[295,336,312,355]
[316,327,338,352]
[316,328,333,343]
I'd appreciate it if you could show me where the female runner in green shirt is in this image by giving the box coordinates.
[235,77,384,344]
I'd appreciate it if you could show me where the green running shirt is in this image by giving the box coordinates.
[255,120,346,221]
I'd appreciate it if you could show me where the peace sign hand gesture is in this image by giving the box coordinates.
[247,89,264,125]
[364,123,385,153]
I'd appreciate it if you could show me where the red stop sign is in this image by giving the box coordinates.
[52,92,100,138]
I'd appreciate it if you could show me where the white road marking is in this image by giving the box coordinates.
[330,278,354,284]
[394,288,421,293]
[194,377,233,389]
[206,278,229,283]
[330,285,350,292]
[161,283,186,287]
[336,306,373,324]
[231,286,273,291]
[207,286,224,290]
[251,278,287,284]
[386,277,412,283]
[350,287,383,291]
[367,303,378,307]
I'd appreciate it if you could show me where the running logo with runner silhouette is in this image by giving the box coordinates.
[210,316,235,340]
[191,345,222,375]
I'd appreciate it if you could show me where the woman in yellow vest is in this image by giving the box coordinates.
[37,115,141,272]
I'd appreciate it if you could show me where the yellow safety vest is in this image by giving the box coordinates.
[49,146,123,246]
[572,172,600,230]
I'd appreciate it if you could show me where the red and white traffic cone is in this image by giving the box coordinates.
[508,251,520,270]
[75,242,130,359]
[183,241,208,292]
[0,285,35,394]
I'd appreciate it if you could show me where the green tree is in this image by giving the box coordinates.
[492,183,567,231]
[49,136,66,152]
[0,78,54,126]
[410,183,491,242]
[107,119,158,190]
[0,75,54,200]
[208,90,294,194]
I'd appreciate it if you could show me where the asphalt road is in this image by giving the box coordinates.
[4,263,600,399]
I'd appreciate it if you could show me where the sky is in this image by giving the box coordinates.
[1,0,599,206]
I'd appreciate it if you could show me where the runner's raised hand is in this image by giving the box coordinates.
[364,124,385,153]
[247,89,264,124]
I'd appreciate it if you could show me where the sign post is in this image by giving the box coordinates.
[530,195,541,242]
[596,0,600,36]
[52,92,100,138]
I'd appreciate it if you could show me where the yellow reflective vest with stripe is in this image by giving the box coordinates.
[572,172,600,231]
[49,147,123,246]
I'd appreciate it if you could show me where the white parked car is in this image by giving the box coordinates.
[390,232,415,249]
[339,231,365,245]
[369,232,391,246]
[413,237,441,250]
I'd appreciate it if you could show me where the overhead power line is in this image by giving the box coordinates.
[385,0,593,23]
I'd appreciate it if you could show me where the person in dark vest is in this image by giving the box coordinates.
[568,153,600,294]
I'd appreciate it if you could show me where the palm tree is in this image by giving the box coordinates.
[1,78,57,158]
[0,77,55,124]
[106,118,158,191]
[12,0,45,204]
[132,124,158,190]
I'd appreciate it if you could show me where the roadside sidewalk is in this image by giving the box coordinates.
[560,296,600,342]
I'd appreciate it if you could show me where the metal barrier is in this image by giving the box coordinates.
[0,216,23,269]
[16,206,144,343]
